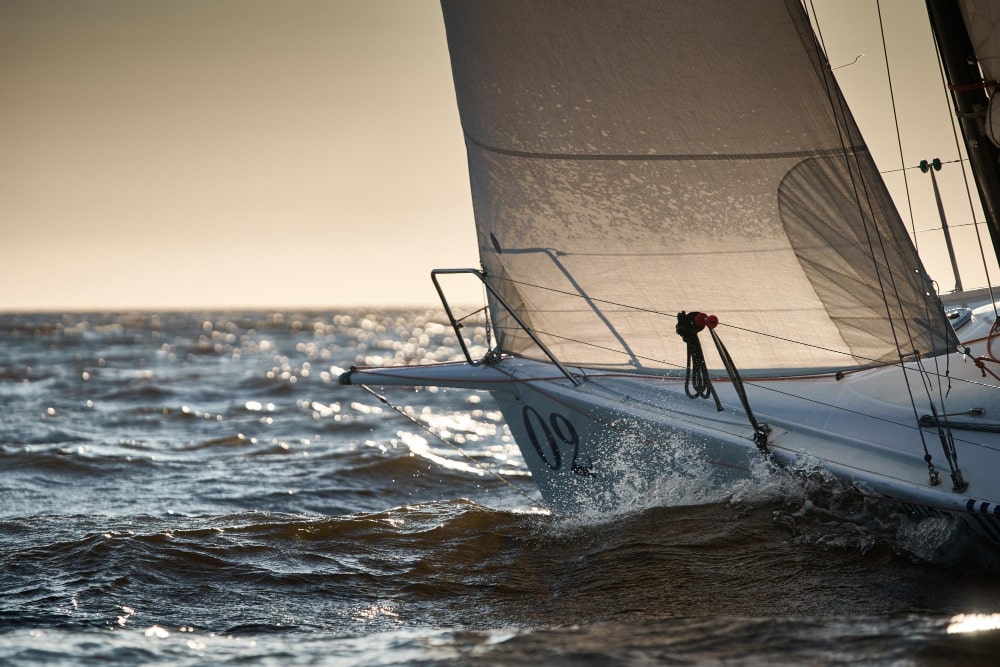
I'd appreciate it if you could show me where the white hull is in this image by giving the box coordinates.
[343,297,1000,546]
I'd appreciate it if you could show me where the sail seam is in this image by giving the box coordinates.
[464,132,867,162]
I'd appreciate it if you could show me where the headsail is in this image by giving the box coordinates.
[440,0,957,373]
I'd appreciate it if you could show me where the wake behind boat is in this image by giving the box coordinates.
[343,1,1000,548]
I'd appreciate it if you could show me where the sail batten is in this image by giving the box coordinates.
[442,0,957,373]
[465,133,868,162]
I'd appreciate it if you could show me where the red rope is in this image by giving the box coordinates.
[948,80,1000,92]
[973,319,1000,382]
[973,356,1000,382]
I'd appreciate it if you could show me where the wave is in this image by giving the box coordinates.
[6,492,1000,645]
[98,384,175,401]
[4,611,1000,667]
[0,444,165,478]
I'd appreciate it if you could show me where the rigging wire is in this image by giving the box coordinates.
[880,157,964,175]
[804,3,945,395]
[876,0,1000,489]
[874,0,921,249]
[928,10,1000,318]
[486,316,1000,454]
[919,354,965,489]
[873,3,947,473]
[490,273,975,380]
[490,303,1000,393]
[803,0,951,483]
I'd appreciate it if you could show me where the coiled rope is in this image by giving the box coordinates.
[676,311,771,456]
[675,311,721,410]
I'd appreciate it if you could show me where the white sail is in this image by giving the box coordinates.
[960,0,1000,146]
[441,0,956,374]
[344,0,1000,547]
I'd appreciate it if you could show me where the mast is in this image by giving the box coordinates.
[925,0,1000,266]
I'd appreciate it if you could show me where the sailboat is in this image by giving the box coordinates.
[341,0,1000,546]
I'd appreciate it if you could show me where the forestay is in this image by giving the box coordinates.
[440,0,957,374]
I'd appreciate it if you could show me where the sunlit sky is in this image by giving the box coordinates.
[1,0,993,312]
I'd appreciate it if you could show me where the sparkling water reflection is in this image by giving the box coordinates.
[3,311,1000,665]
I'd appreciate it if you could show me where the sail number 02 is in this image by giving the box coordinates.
[521,406,595,477]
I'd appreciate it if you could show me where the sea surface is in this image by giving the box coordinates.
[4,310,1000,665]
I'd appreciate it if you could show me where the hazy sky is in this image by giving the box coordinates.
[1,0,992,311]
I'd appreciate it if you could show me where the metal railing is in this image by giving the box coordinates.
[430,268,581,385]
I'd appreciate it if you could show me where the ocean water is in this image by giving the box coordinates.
[4,310,1000,665]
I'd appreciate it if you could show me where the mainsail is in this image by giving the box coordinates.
[961,0,1000,147]
[440,0,957,373]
